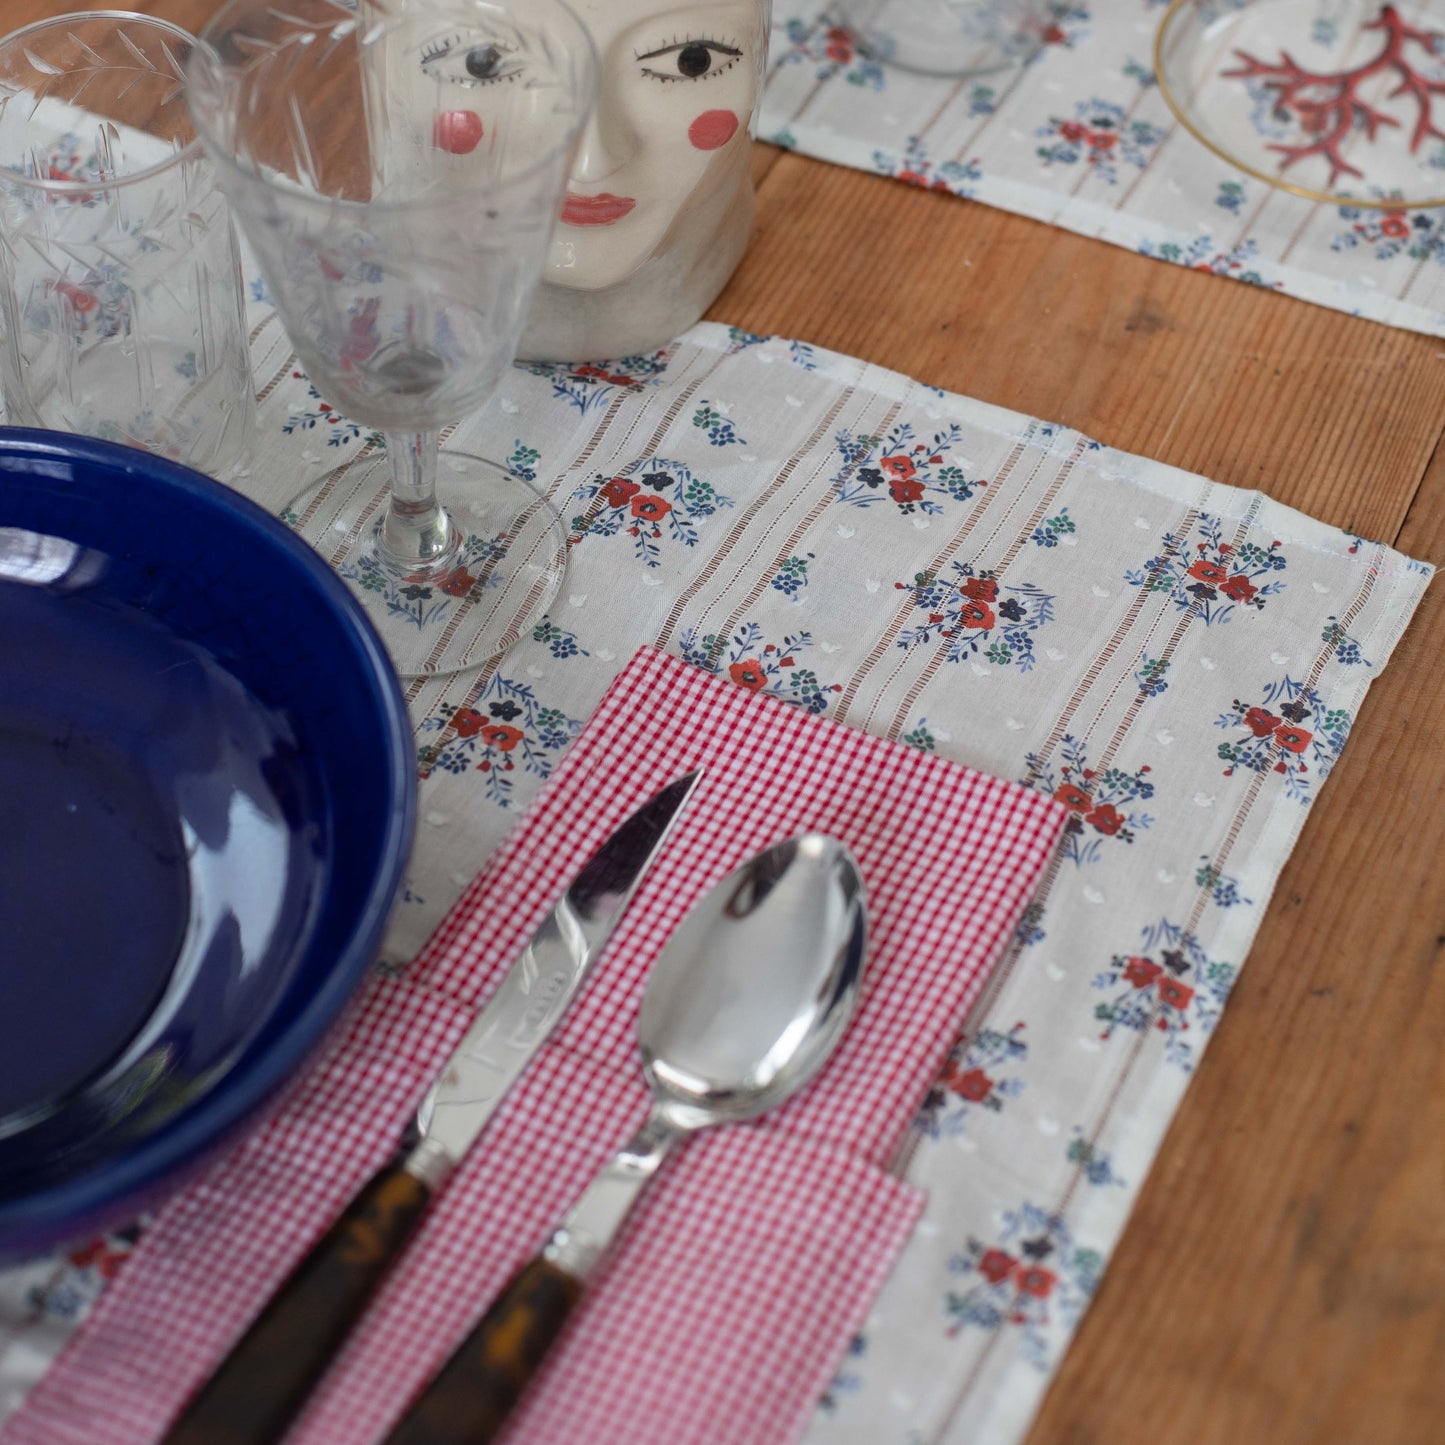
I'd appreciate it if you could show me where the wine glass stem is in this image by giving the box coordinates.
[377,429,455,573]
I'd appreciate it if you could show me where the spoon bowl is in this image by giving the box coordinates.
[641,834,867,1131]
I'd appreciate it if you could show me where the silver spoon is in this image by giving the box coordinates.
[384,833,868,1445]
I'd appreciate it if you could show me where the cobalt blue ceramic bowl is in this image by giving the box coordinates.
[0,428,415,1259]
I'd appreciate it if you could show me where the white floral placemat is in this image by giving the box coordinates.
[762,1,1445,335]
[0,298,1431,1444]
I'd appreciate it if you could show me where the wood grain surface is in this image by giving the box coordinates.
[13,3,1445,1443]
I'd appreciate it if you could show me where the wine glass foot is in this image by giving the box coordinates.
[281,448,567,680]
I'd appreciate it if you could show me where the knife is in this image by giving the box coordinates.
[161,769,703,1445]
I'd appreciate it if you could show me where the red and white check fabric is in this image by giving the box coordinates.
[2,647,1065,1445]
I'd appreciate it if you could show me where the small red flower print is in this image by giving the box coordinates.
[1042,23,1065,44]
[729,659,768,691]
[57,281,97,314]
[1060,120,1087,142]
[1220,573,1257,603]
[889,476,926,504]
[1188,559,1228,585]
[1380,212,1410,239]
[451,707,485,738]
[1159,976,1195,1011]
[959,600,995,630]
[953,1067,994,1103]
[631,493,672,521]
[1085,803,1124,836]
[1245,706,1281,738]
[1016,1266,1057,1298]
[1055,782,1093,813]
[1275,723,1312,753]
[1089,131,1116,150]
[824,26,853,63]
[962,576,999,603]
[1123,956,1162,990]
[436,567,476,598]
[898,170,929,187]
[880,454,917,482]
[601,477,639,508]
[978,1249,1017,1285]
[479,723,524,752]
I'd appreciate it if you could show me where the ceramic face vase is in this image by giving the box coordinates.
[518,0,771,361]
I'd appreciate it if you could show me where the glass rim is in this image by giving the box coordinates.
[186,0,601,217]
[1153,0,1445,211]
[0,10,205,195]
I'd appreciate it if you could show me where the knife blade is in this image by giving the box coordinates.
[161,769,703,1445]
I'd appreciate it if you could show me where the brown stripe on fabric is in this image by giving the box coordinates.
[692,398,910,665]
[293,438,382,532]
[1023,494,1204,786]
[652,385,863,654]
[1089,499,1263,774]
[255,351,299,406]
[880,440,1087,741]
[927,552,1385,1437]
[249,310,282,347]
[838,436,1040,734]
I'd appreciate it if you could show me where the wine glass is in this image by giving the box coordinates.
[185,0,598,678]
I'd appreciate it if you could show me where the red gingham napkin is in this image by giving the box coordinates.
[2,647,1065,1445]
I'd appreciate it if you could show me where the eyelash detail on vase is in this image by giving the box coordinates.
[635,37,743,83]
[418,35,521,87]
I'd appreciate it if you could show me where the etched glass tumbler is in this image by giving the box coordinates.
[186,0,597,678]
[0,13,255,476]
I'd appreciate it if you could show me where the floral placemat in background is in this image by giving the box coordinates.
[761,1,1445,334]
[0,287,1432,1443]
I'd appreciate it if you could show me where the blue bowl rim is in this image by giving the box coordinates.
[0,426,416,1245]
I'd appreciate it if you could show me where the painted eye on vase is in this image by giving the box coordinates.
[419,35,521,87]
[637,39,742,82]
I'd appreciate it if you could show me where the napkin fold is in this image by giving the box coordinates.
[1,647,1065,1445]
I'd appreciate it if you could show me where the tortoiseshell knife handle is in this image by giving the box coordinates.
[161,1163,433,1445]
[382,1256,583,1445]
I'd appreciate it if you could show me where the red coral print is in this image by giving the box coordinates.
[880,454,917,481]
[1245,706,1281,738]
[962,576,1000,603]
[889,475,926,504]
[1055,782,1093,812]
[959,600,995,630]
[728,659,768,691]
[1275,723,1313,752]
[601,477,640,508]
[1220,574,1257,603]
[978,1249,1017,1285]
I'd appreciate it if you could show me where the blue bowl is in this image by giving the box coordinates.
[0,428,415,1259]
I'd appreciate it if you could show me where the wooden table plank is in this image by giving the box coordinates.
[6,4,1445,1443]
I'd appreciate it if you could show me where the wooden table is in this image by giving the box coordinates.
[14,3,1445,1442]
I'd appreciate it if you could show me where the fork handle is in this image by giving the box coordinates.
[161,1162,433,1445]
[382,1255,583,1445]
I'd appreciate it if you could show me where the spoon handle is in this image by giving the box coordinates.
[383,1115,678,1445]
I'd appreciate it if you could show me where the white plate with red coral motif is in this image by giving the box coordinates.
[1156,0,1445,208]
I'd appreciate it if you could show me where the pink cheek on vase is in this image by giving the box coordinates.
[434,111,484,155]
[688,110,739,152]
